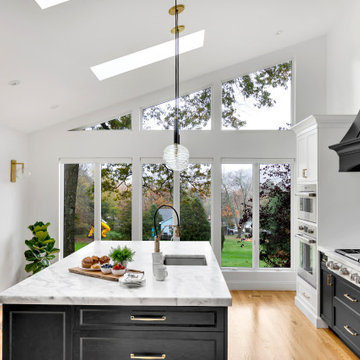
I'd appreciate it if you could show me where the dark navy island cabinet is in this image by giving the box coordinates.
[2,305,228,360]
[320,252,360,357]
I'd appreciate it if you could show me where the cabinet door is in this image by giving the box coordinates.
[3,305,71,360]
[297,134,307,180]
[297,130,317,182]
[320,266,334,326]
[306,130,317,182]
[74,330,225,360]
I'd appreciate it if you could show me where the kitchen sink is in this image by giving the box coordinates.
[163,255,207,266]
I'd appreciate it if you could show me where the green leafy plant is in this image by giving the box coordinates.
[24,221,60,274]
[109,245,135,264]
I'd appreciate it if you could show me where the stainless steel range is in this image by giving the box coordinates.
[325,249,360,287]
[335,249,360,262]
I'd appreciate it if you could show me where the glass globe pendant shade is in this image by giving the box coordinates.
[163,143,189,171]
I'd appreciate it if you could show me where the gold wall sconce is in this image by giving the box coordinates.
[10,160,25,183]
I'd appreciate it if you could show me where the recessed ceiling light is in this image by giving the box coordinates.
[34,0,70,9]
[8,80,20,86]
[275,30,283,36]
[91,29,206,81]
[50,104,59,109]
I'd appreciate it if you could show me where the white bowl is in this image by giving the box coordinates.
[101,266,112,274]
[112,268,126,276]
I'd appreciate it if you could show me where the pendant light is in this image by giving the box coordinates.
[163,1,189,172]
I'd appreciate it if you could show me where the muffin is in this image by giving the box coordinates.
[91,256,99,264]
[91,263,101,270]
[81,257,92,269]
[100,255,110,264]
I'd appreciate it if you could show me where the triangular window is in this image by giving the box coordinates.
[70,114,131,131]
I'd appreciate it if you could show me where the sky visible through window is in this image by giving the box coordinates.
[224,85,291,130]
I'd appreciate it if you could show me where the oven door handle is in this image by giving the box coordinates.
[295,233,316,244]
[295,192,316,198]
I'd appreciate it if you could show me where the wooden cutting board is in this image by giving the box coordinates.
[68,267,143,282]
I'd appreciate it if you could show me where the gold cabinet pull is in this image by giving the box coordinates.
[302,168,308,178]
[344,293,358,302]
[344,325,358,336]
[130,315,166,322]
[327,274,333,286]
[130,354,166,359]
[302,292,310,300]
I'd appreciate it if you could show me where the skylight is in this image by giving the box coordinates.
[90,30,205,81]
[34,0,70,9]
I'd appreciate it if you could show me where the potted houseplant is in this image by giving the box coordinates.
[109,245,135,268]
[24,221,60,275]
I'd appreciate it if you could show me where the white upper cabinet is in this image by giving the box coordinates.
[296,128,318,183]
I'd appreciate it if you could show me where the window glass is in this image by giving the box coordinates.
[64,163,94,255]
[101,163,132,240]
[221,164,253,267]
[222,62,292,130]
[180,164,211,241]
[142,88,211,130]
[259,164,291,268]
[142,164,173,240]
[69,114,131,131]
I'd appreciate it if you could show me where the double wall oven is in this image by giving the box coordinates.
[296,184,317,288]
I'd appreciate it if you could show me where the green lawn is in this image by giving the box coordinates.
[221,235,267,268]
[75,242,90,251]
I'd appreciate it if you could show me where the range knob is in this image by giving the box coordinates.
[332,263,341,270]
[307,229,314,234]
[298,226,304,231]
[351,273,359,282]
[340,267,350,275]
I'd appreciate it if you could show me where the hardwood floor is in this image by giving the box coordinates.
[0,292,358,360]
[229,291,358,360]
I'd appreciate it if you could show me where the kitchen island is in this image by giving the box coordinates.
[0,241,231,360]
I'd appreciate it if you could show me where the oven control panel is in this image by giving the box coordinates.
[297,220,316,243]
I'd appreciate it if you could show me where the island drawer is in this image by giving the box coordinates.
[333,298,360,355]
[335,277,360,315]
[76,306,226,331]
[73,330,226,360]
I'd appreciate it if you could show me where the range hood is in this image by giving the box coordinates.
[329,111,360,172]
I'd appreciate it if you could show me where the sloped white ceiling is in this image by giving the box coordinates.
[0,0,342,132]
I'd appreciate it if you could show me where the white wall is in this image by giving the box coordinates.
[0,125,28,291]
[28,36,327,290]
[327,0,360,114]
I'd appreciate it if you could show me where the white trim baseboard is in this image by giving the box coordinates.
[226,280,296,291]
[295,295,327,328]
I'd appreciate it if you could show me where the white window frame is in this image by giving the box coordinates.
[220,158,295,272]
[59,157,132,257]
[140,157,213,242]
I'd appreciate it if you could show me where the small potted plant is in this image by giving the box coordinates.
[109,245,135,269]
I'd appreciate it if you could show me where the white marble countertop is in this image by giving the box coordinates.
[0,241,232,307]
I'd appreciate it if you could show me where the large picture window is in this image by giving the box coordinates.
[222,61,292,130]
[221,162,291,269]
[63,161,132,256]
[141,162,211,242]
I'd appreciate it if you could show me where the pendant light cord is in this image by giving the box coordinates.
[174,0,180,145]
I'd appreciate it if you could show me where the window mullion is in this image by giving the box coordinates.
[252,163,260,269]
[132,157,141,241]
[212,157,222,264]
[173,170,180,240]
[94,162,102,241]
